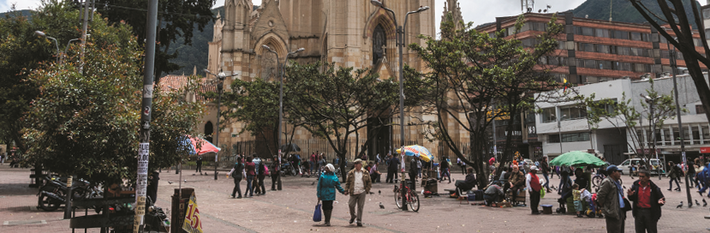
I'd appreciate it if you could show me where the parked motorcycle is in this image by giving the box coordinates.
[279,162,299,176]
[37,174,102,211]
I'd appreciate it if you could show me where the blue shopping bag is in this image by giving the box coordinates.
[313,201,322,222]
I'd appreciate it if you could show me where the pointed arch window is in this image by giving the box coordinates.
[373,24,386,63]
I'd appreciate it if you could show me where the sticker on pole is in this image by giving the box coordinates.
[138,143,149,175]
[143,85,153,98]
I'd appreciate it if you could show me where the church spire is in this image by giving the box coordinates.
[441,0,464,30]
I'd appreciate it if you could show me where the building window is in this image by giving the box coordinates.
[614,30,629,40]
[596,44,610,53]
[542,107,556,123]
[373,24,386,64]
[549,132,590,143]
[560,105,587,121]
[697,105,706,114]
[596,28,610,38]
[584,59,597,69]
[582,27,594,36]
[631,32,642,41]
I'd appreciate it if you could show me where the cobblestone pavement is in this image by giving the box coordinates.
[1,164,709,232]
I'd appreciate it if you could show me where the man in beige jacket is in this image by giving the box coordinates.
[344,159,372,227]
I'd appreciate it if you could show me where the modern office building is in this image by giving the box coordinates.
[535,73,709,165]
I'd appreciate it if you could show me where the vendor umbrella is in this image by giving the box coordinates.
[549,151,606,168]
[395,145,434,162]
[182,135,221,155]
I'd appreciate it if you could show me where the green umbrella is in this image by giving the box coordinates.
[549,151,606,168]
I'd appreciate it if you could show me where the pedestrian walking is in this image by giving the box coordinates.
[668,161,681,192]
[344,159,371,227]
[195,155,203,173]
[386,154,400,183]
[440,156,451,183]
[270,156,281,190]
[316,163,346,226]
[245,156,256,197]
[540,156,551,193]
[525,166,542,214]
[256,159,267,196]
[627,170,665,233]
[228,156,245,198]
[598,165,629,233]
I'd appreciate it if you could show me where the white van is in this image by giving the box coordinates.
[617,158,664,175]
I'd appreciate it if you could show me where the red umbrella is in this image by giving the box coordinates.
[185,135,221,155]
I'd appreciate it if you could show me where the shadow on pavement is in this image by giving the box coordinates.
[0,183,38,196]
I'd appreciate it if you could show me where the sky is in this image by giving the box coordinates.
[2,0,588,29]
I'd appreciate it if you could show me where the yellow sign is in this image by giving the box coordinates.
[486,108,510,121]
[182,193,203,233]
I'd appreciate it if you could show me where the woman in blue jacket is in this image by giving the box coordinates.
[316,163,345,226]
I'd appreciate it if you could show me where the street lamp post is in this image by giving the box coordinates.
[204,69,239,180]
[262,45,304,190]
[666,40,692,207]
[370,0,429,211]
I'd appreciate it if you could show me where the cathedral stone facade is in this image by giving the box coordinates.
[206,0,467,159]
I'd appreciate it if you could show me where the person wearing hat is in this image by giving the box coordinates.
[344,158,372,227]
[316,163,346,226]
[598,165,628,233]
[525,165,542,214]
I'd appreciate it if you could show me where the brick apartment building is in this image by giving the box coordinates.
[477,12,707,85]
[474,12,707,161]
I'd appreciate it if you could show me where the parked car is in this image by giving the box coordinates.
[617,158,663,175]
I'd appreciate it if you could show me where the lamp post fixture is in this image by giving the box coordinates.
[370,0,429,211]
[35,31,84,65]
[262,45,303,190]
[205,69,239,180]
[34,31,60,64]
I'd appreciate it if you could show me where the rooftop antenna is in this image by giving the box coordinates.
[609,0,613,22]
[521,0,534,13]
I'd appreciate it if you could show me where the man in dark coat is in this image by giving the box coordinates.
[386,154,400,183]
[627,170,665,233]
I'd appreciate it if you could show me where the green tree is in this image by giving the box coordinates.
[283,62,398,178]
[410,14,564,186]
[96,0,214,81]
[0,1,85,153]
[584,79,678,163]
[22,8,204,184]
[220,78,281,156]
[629,0,710,128]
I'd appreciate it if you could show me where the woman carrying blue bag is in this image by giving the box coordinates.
[316,164,346,226]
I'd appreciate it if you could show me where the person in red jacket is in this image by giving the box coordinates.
[526,166,542,214]
[627,170,665,233]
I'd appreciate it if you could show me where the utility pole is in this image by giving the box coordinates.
[669,42,692,207]
[133,0,158,232]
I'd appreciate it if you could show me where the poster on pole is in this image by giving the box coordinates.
[182,192,203,233]
[400,147,405,172]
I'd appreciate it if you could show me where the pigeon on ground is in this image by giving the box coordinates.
[676,201,683,208]
[379,190,381,195]
[184,179,187,183]
[696,200,701,206]
[311,181,316,185]
[703,199,707,207]
[167,181,173,184]
[192,174,196,176]
[379,202,385,209]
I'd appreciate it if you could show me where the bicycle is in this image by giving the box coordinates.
[393,180,420,212]
[591,171,606,191]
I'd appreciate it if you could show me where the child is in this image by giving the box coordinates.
[572,183,584,217]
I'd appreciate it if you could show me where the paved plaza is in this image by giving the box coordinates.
[1,164,709,232]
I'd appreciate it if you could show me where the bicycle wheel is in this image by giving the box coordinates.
[394,189,403,209]
[408,192,420,212]
[592,175,603,189]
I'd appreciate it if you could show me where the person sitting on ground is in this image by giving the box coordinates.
[454,167,477,197]
[508,165,525,197]
[369,161,381,183]
[484,181,505,206]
